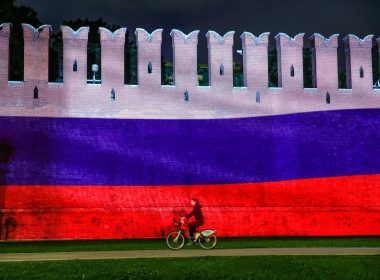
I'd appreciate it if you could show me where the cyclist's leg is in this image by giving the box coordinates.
[187,222,198,245]
[188,223,196,239]
[190,220,203,240]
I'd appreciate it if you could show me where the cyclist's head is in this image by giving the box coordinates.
[191,197,199,206]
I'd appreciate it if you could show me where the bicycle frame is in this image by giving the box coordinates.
[173,221,186,241]
[173,229,183,242]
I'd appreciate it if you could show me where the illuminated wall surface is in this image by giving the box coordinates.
[0,23,380,239]
[1,110,380,239]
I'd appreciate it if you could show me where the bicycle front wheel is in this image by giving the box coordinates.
[198,233,217,249]
[166,231,185,250]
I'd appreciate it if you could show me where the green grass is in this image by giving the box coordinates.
[0,256,379,280]
[0,237,379,254]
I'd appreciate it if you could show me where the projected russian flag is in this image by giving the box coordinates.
[0,108,380,240]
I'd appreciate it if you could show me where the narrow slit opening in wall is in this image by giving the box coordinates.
[256,91,261,103]
[220,64,225,75]
[125,31,137,85]
[326,92,331,104]
[372,43,380,87]
[184,90,189,103]
[9,24,24,81]
[73,60,78,72]
[268,47,278,87]
[49,30,63,82]
[86,25,101,84]
[161,33,173,85]
[359,66,364,78]
[33,86,38,99]
[303,47,313,88]
[290,65,295,77]
[233,38,243,87]
[338,42,349,89]
[198,36,209,86]
[111,88,116,100]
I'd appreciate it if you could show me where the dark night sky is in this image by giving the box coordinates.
[15,0,380,62]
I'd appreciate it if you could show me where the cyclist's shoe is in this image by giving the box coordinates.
[195,232,201,240]
[187,239,195,246]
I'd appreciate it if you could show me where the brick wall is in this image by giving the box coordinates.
[343,35,374,92]
[0,23,379,119]
[310,34,339,92]
[61,26,89,87]
[136,28,163,89]
[1,175,380,239]
[0,23,11,87]
[22,24,51,83]
[241,32,269,90]
[171,29,199,90]
[275,33,304,90]
[206,31,235,90]
[100,27,127,94]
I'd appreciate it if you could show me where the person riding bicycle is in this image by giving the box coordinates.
[184,197,204,245]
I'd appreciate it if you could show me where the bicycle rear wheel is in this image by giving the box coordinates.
[198,233,217,249]
[166,231,185,250]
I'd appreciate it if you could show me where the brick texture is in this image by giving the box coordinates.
[22,24,51,83]
[61,26,89,87]
[206,31,235,90]
[310,34,339,92]
[0,24,379,118]
[171,29,199,90]
[100,27,126,89]
[241,32,270,90]
[0,25,380,240]
[1,175,380,239]
[343,35,374,92]
[275,33,304,90]
[136,28,163,89]
[0,23,11,87]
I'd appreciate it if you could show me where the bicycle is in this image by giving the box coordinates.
[166,218,217,250]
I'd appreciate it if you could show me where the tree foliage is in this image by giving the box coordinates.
[0,0,42,80]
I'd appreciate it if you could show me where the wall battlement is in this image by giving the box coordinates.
[0,23,379,119]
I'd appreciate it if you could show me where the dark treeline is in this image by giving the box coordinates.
[1,0,379,87]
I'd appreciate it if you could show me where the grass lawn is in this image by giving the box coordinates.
[0,236,379,254]
[0,256,379,280]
